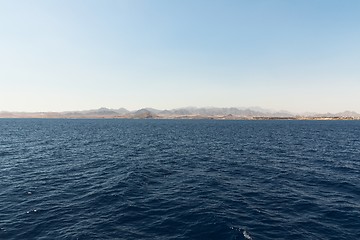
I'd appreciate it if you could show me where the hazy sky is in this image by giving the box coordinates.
[1,0,359,113]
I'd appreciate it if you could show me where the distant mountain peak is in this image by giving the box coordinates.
[0,107,359,119]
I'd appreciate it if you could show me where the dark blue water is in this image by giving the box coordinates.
[1,119,360,240]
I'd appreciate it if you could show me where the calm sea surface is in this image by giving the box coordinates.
[0,119,359,240]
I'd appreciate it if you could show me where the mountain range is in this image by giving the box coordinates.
[1,107,359,119]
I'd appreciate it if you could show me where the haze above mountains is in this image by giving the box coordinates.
[1,107,359,119]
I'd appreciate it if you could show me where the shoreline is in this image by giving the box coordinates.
[0,116,359,120]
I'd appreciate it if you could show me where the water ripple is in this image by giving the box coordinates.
[1,119,360,239]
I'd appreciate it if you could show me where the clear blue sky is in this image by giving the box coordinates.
[1,0,359,113]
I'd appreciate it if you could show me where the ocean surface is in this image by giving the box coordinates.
[0,119,359,240]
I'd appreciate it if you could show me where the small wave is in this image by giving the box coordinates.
[230,226,253,240]
[26,209,38,214]
[242,229,252,240]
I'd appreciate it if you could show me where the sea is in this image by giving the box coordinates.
[0,119,359,240]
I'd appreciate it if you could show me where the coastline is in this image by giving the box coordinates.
[0,115,358,120]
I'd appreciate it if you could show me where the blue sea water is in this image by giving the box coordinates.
[0,119,360,240]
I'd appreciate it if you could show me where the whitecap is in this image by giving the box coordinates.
[26,209,37,214]
[243,229,252,240]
